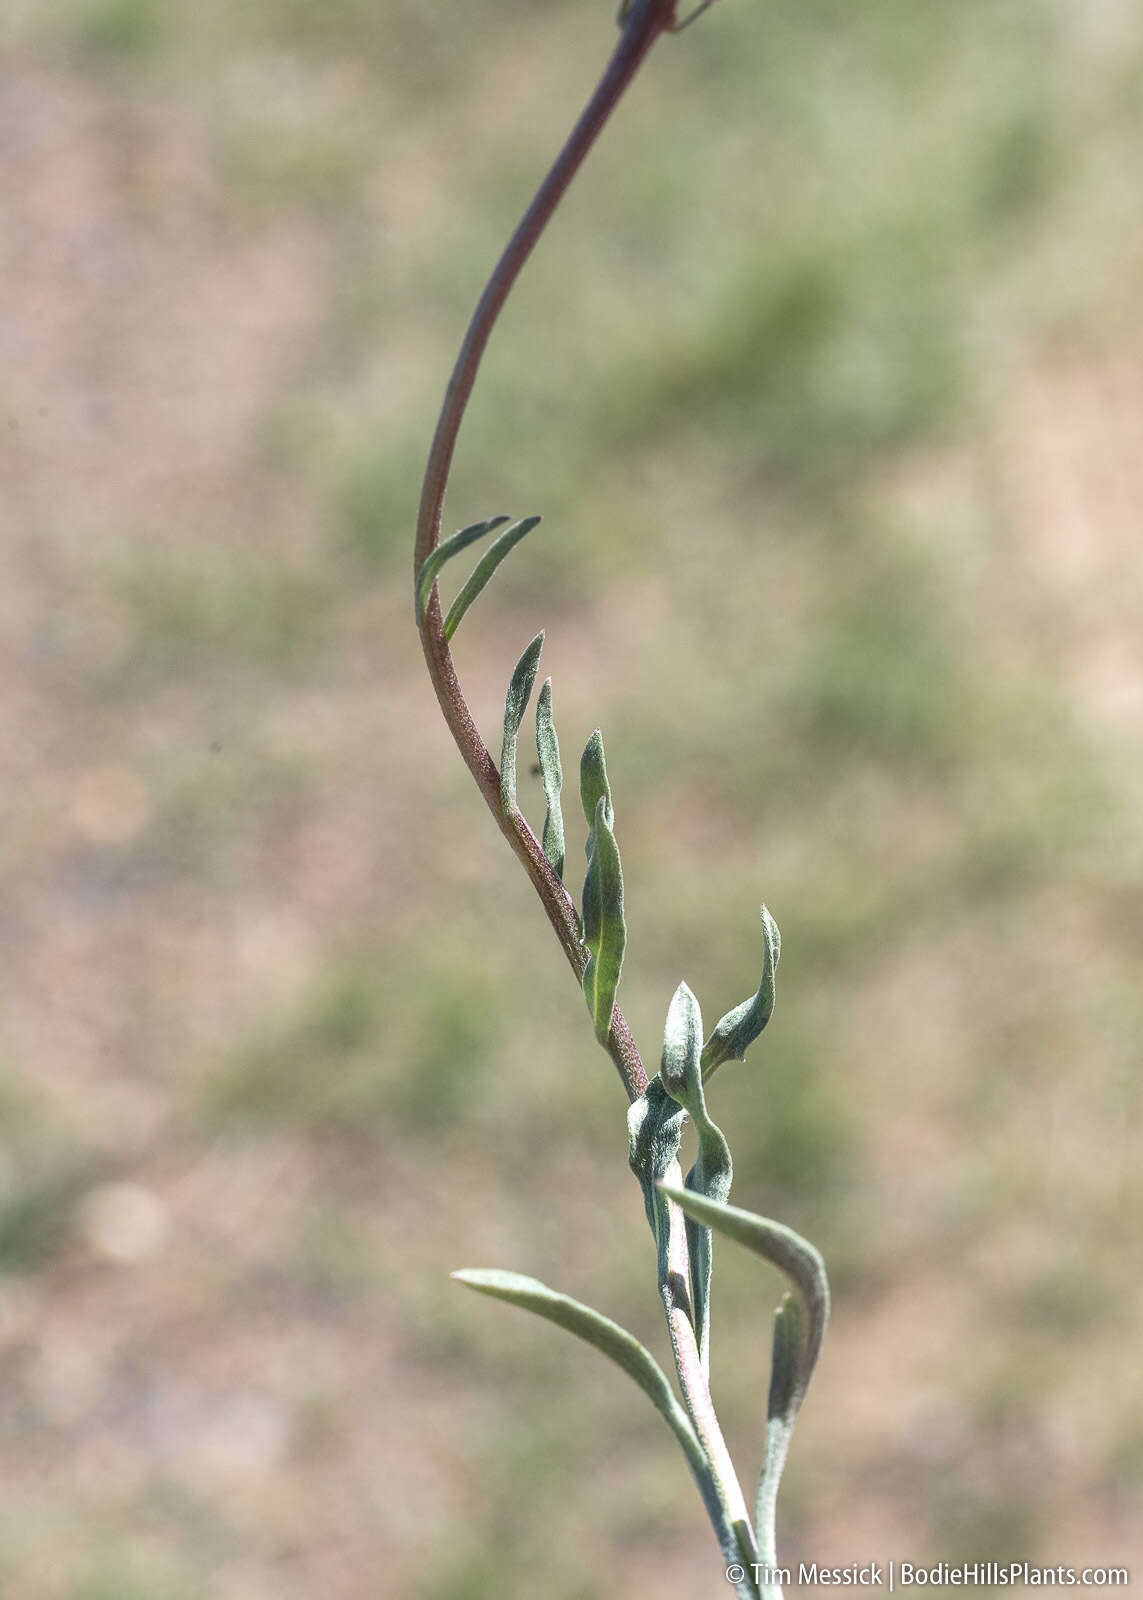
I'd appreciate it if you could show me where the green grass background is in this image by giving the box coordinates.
[1,0,1141,1595]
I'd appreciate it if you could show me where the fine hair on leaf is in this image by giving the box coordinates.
[415,513,509,626]
[536,677,566,879]
[443,515,543,642]
[500,631,545,814]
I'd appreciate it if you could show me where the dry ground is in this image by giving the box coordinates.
[1,2,1141,1597]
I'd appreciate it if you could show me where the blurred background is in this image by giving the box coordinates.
[2,0,1142,1595]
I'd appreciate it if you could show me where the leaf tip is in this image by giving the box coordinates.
[760,902,781,964]
[519,629,546,668]
[580,730,613,830]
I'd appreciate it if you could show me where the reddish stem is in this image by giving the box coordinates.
[414,0,678,1103]
[415,7,762,1576]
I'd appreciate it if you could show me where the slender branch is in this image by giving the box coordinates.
[659,1159,761,1589]
[414,0,678,1105]
[416,7,771,1588]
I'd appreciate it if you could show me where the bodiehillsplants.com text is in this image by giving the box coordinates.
[734,1563,1130,1589]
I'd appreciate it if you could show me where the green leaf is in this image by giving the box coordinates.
[579,729,613,839]
[535,678,565,880]
[655,1186,828,1401]
[442,515,543,642]
[414,514,508,627]
[659,980,703,1105]
[451,1268,706,1476]
[579,730,625,1045]
[701,905,781,1080]
[500,632,545,814]
[654,1184,829,1569]
[453,1265,759,1596]
[766,1293,803,1432]
[659,982,732,1373]
[582,793,625,1044]
[627,1075,687,1247]
[752,1294,802,1570]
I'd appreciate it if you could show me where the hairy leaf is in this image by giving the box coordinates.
[701,905,781,1079]
[442,515,542,642]
[766,1293,803,1431]
[535,678,565,880]
[627,1075,687,1243]
[579,729,613,839]
[659,982,732,1372]
[654,1184,829,1567]
[452,1268,706,1472]
[414,514,508,627]
[582,794,625,1044]
[500,632,545,814]
[655,1185,828,1402]
[752,1294,803,1568]
[453,1265,757,1594]
[659,980,702,1104]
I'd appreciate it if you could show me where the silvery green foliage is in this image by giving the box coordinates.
[702,904,781,1079]
[414,510,543,638]
[535,678,565,880]
[580,733,626,1045]
[627,1074,687,1273]
[500,632,545,815]
[452,1269,707,1473]
[414,17,829,1584]
[659,981,733,1373]
[443,515,542,641]
[658,1183,829,1570]
[439,555,823,1594]
[414,513,509,626]
[579,728,612,835]
[452,1265,757,1597]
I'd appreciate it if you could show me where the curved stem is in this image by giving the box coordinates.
[413,4,762,1586]
[659,1158,761,1590]
[414,0,677,1104]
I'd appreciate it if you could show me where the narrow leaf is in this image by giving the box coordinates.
[452,1269,706,1474]
[442,515,542,642]
[766,1294,803,1428]
[500,632,545,814]
[655,1185,829,1574]
[582,794,625,1043]
[535,678,565,880]
[659,982,731,1373]
[682,1140,731,1375]
[654,1185,828,1405]
[579,729,613,838]
[453,1265,756,1594]
[627,1075,687,1244]
[415,514,508,626]
[659,981,702,1104]
[755,1296,802,1567]
[701,905,781,1079]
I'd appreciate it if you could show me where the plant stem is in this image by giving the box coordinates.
[414,0,678,1106]
[413,2,760,1583]
[659,1159,761,1592]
